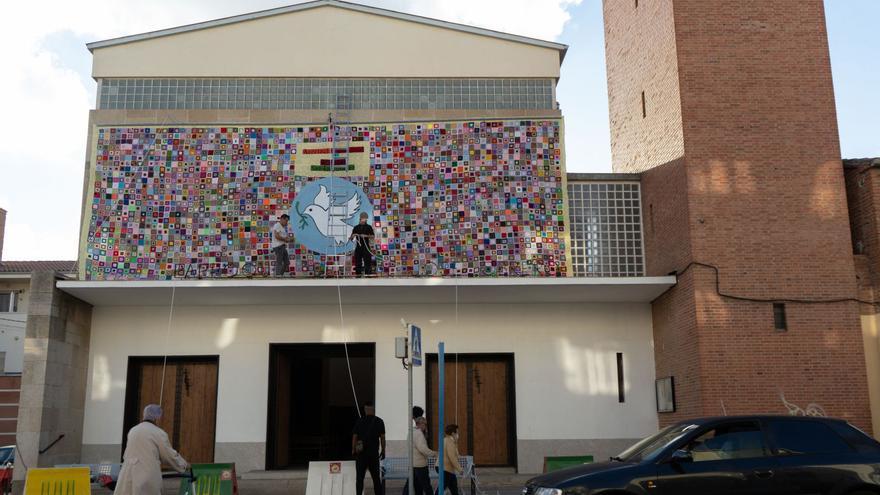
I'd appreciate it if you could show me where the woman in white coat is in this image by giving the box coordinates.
[114,404,189,495]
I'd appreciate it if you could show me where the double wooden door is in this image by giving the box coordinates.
[266,343,376,469]
[123,356,219,463]
[427,354,516,467]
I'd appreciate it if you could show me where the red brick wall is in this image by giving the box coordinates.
[854,255,875,306]
[675,0,855,300]
[693,271,867,425]
[651,269,701,419]
[640,158,691,277]
[845,163,880,312]
[0,376,20,446]
[604,0,684,173]
[604,0,872,431]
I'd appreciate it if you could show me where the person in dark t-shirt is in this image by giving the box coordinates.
[352,401,385,495]
[350,212,375,276]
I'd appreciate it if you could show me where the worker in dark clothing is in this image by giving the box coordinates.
[352,401,386,495]
[351,212,375,276]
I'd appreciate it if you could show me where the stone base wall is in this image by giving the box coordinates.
[13,271,92,490]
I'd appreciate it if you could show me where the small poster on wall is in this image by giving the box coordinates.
[656,377,675,413]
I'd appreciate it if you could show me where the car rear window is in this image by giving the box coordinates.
[828,421,880,454]
[767,420,853,455]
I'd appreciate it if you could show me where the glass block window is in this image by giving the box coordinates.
[567,182,645,277]
[97,78,555,111]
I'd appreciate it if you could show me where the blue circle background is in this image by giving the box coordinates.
[290,177,374,255]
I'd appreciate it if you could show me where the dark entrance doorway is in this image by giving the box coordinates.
[267,343,375,469]
[122,356,219,463]
[426,353,516,467]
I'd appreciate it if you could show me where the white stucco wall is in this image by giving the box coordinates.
[82,301,657,453]
[91,6,562,78]
[0,316,24,374]
[0,279,29,374]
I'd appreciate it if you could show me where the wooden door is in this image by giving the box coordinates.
[428,359,470,460]
[427,354,515,467]
[271,350,292,468]
[470,360,510,465]
[124,357,218,463]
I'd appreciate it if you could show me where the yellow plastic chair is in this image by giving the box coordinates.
[24,467,91,495]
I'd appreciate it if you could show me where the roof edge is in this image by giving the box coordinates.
[567,172,641,182]
[86,0,569,56]
[843,158,880,169]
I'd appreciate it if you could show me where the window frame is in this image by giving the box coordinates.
[93,78,556,111]
[668,419,773,463]
[763,418,856,457]
[0,291,17,313]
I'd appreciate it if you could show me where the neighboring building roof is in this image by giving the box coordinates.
[86,0,568,60]
[843,158,880,169]
[0,261,77,274]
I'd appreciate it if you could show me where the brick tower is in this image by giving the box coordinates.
[604,0,872,430]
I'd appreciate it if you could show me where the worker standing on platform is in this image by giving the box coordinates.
[272,214,294,277]
[115,404,188,495]
[351,212,375,276]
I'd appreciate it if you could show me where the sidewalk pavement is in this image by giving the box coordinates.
[92,469,534,495]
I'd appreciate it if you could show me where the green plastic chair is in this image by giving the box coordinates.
[178,463,238,495]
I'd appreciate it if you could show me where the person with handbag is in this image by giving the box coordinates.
[352,401,386,495]
[409,417,437,495]
[438,424,464,495]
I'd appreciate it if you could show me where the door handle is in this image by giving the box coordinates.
[753,469,774,479]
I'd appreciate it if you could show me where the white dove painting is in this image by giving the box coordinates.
[302,184,361,247]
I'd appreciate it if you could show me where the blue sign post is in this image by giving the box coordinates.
[405,323,423,495]
[438,342,445,495]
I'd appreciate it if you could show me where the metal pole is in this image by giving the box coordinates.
[407,326,415,495]
[438,342,445,495]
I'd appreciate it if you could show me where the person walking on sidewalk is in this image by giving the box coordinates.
[352,401,386,495]
[115,404,189,495]
[403,417,437,495]
[437,424,463,495]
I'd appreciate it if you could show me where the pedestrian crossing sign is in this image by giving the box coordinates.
[411,325,422,367]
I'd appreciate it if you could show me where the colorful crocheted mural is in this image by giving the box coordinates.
[83,120,566,279]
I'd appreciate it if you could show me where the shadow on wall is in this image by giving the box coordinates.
[555,337,626,397]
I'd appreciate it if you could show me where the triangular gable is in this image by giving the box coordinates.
[89,1,566,79]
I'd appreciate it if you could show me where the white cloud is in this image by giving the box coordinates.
[3,211,79,260]
[0,0,581,261]
[408,0,582,40]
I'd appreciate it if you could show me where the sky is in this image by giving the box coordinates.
[0,0,877,261]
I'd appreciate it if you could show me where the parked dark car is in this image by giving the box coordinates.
[523,416,880,495]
